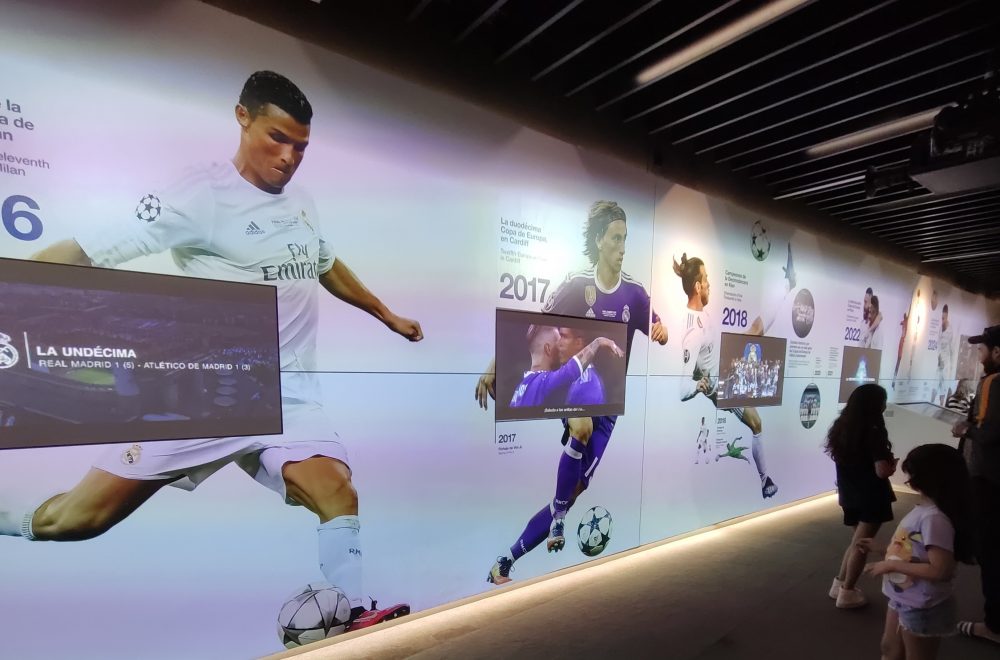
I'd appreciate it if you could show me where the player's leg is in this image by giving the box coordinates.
[749,243,796,336]
[1,468,170,541]
[552,416,593,522]
[733,407,777,498]
[549,418,612,552]
[280,456,362,607]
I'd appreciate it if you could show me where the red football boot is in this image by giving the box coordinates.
[346,600,411,631]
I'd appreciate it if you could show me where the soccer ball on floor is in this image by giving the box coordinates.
[277,582,352,649]
[577,506,613,557]
[750,220,770,261]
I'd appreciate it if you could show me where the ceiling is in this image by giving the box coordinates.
[211,0,999,295]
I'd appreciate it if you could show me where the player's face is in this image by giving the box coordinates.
[596,220,627,273]
[697,266,710,305]
[942,311,949,330]
[864,292,871,311]
[236,103,310,192]
[557,328,585,364]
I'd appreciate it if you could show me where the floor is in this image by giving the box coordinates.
[275,492,999,660]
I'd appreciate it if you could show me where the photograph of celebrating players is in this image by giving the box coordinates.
[495,310,629,420]
[0,71,423,637]
[672,250,783,499]
[476,200,666,585]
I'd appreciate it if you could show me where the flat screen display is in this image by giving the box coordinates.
[0,258,281,449]
[839,346,883,403]
[717,333,787,409]
[495,308,628,421]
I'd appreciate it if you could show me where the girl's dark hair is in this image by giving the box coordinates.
[825,383,889,463]
[902,444,976,564]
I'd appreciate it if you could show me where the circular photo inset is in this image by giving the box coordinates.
[792,288,815,338]
[800,383,821,429]
[750,220,770,261]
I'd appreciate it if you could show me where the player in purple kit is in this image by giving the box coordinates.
[510,325,624,408]
[476,200,667,585]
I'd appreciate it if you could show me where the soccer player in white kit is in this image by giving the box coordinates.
[0,71,422,631]
[673,253,778,498]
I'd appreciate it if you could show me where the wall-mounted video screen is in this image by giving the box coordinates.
[495,309,628,421]
[0,258,281,449]
[717,333,787,408]
[839,346,882,403]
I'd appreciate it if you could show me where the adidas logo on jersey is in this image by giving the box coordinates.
[245,221,266,236]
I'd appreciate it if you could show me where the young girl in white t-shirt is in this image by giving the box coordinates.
[859,443,974,660]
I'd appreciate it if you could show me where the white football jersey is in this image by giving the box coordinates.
[76,162,335,401]
[680,308,718,401]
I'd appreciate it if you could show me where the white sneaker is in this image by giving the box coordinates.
[829,577,843,600]
[836,587,868,609]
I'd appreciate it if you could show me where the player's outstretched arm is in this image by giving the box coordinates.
[476,357,496,410]
[320,258,423,342]
[30,239,93,266]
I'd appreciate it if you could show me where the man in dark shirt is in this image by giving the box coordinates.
[954,325,1000,645]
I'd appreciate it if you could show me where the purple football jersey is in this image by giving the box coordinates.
[510,357,583,407]
[566,365,605,405]
[542,268,658,362]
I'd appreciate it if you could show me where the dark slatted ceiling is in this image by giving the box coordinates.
[213,0,1000,295]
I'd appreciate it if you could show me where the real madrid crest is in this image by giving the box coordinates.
[684,349,690,363]
[622,305,630,323]
[0,332,20,369]
[584,285,597,307]
[121,444,143,466]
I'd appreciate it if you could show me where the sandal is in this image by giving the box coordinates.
[957,621,1000,645]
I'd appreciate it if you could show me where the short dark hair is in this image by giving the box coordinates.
[239,71,313,125]
[583,201,626,265]
[943,304,949,314]
[865,287,873,295]
[673,253,705,298]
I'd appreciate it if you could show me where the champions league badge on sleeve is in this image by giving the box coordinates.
[135,194,162,223]
[0,333,20,369]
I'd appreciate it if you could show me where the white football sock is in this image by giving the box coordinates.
[318,515,363,609]
[751,433,767,482]
[0,504,35,539]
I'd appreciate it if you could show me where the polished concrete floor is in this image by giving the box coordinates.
[276,492,998,660]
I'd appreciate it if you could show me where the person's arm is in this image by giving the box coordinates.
[679,334,705,401]
[31,239,93,266]
[319,258,422,341]
[966,376,1000,446]
[650,313,667,345]
[865,546,956,582]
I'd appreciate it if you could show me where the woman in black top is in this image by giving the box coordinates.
[826,383,896,609]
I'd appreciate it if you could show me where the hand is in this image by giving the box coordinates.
[475,372,496,410]
[864,561,894,577]
[386,313,423,342]
[651,321,668,345]
[598,337,625,359]
[952,420,970,438]
[696,376,710,394]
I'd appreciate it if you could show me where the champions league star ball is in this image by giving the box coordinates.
[277,582,352,649]
[134,193,161,222]
[750,220,771,261]
[577,506,613,557]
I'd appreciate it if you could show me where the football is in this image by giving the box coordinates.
[277,582,352,650]
[577,505,613,557]
[750,220,770,261]
[135,193,161,222]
